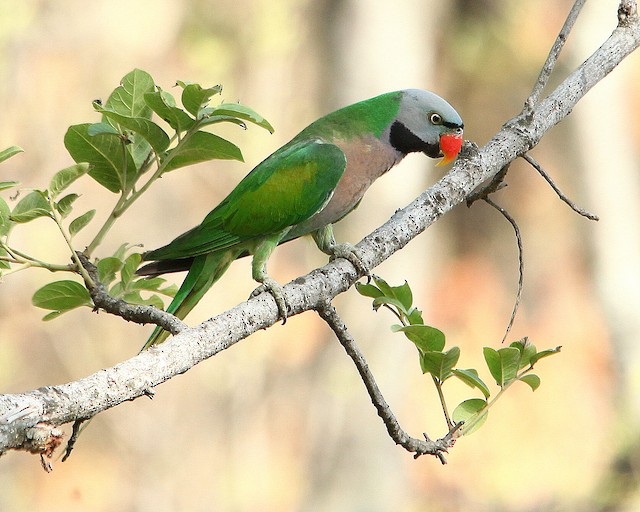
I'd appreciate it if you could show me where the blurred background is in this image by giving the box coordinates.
[0,0,639,510]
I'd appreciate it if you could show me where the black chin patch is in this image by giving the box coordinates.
[389,121,439,157]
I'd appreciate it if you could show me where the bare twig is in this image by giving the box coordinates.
[482,198,525,344]
[316,304,459,463]
[524,0,587,112]
[523,154,599,220]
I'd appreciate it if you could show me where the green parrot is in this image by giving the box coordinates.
[137,89,463,348]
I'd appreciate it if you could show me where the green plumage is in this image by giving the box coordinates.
[138,89,463,348]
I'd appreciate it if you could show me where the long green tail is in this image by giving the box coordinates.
[141,251,235,350]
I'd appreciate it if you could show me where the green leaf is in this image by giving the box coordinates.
[10,191,52,223]
[94,103,171,154]
[87,122,120,136]
[391,324,446,352]
[69,209,96,237]
[104,69,155,120]
[510,338,537,369]
[483,347,521,386]
[0,146,23,164]
[97,256,124,285]
[163,131,243,171]
[0,246,10,269]
[121,252,142,286]
[419,346,460,381]
[453,399,489,436]
[0,197,11,236]
[178,82,222,117]
[530,346,562,365]
[144,90,195,132]
[122,290,164,309]
[452,368,491,399]
[519,374,541,391]
[407,307,424,325]
[129,276,165,291]
[42,311,65,321]
[354,282,383,299]
[207,103,275,133]
[32,280,92,312]
[49,163,90,198]
[55,193,80,218]
[65,123,135,193]
[0,181,20,191]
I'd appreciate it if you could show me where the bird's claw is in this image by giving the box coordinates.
[329,242,370,278]
[250,277,289,324]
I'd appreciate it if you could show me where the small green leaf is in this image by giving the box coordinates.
[0,197,11,236]
[179,83,222,117]
[104,68,155,120]
[42,310,65,321]
[453,398,489,436]
[94,104,171,154]
[32,280,92,311]
[121,252,142,286]
[372,296,408,313]
[0,247,10,269]
[163,131,243,171]
[0,146,23,164]
[419,346,460,381]
[452,368,491,399]
[10,191,52,223]
[69,209,96,237]
[483,346,521,386]
[65,123,135,193]
[129,276,165,291]
[55,193,80,218]
[510,338,537,369]
[530,346,562,365]
[519,374,541,391]
[407,307,424,325]
[87,122,120,136]
[391,324,446,352]
[354,282,383,299]
[49,163,90,198]
[144,90,195,132]
[97,256,124,285]
[122,290,164,309]
[207,103,274,133]
[0,181,20,191]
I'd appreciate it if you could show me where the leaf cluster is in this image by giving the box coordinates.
[356,276,561,435]
[0,69,273,321]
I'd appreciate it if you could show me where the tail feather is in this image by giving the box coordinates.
[141,251,236,350]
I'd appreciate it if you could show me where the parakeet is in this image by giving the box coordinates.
[137,89,463,348]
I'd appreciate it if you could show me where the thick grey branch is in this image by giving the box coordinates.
[1,3,639,456]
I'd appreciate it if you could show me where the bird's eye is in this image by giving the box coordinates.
[429,112,443,125]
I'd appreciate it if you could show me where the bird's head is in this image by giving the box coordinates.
[387,89,464,166]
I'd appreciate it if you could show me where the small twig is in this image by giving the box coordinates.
[61,418,86,462]
[482,198,524,344]
[316,303,458,463]
[77,253,186,335]
[523,154,599,220]
[524,0,587,112]
[466,164,511,207]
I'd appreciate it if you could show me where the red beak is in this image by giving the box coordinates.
[436,131,464,167]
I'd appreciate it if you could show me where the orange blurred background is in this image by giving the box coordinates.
[1,1,639,510]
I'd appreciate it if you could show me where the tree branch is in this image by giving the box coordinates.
[316,304,460,464]
[1,1,639,458]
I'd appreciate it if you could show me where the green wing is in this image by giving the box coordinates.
[145,140,346,261]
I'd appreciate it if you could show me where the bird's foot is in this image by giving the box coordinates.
[329,243,369,278]
[250,277,289,324]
